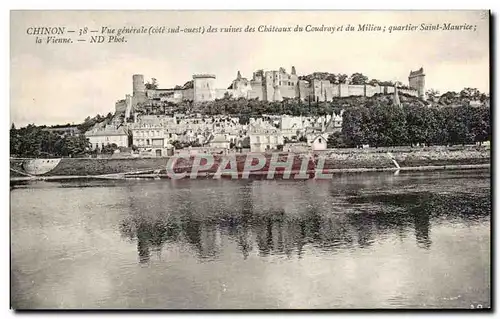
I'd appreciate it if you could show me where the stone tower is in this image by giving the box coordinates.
[408,67,426,98]
[132,74,147,105]
[192,74,216,103]
[132,74,145,96]
[263,71,277,102]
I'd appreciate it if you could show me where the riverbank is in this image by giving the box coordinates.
[10,145,490,180]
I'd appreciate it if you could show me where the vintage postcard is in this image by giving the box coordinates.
[10,10,491,310]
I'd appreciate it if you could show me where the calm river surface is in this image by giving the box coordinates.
[10,169,491,309]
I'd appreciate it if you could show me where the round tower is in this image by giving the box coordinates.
[132,74,145,96]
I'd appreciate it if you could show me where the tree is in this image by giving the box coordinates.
[172,140,183,150]
[445,105,475,145]
[405,104,437,146]
[337,74,348,84]
[145,78,158,90]
[471,106,490,143]
[101,143,118,155]
[327,132,345,148]
[460,87,481,100]
[438,91,460,106]
[426,89,440,103]
[350,73,368,85]
[341,106,369,147]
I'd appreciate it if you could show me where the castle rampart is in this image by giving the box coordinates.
[119,67,422,110]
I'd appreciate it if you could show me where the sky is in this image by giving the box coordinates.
[10,10,490,127]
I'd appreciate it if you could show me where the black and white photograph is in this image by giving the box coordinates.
[9,9,491,310]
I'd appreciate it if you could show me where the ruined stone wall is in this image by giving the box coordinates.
[115,99,127,114]
[365,85,383,97]
[280,86,297,99]
[215,89,232,99]
[248,84,263,100]
[399,88,419,97]
[298,80,311,101]
[182,88,194,101]
[338,84,350,97]
[348,85,365,97]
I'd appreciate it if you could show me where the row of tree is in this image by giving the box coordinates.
[298,72,406,87]
[332,104,490,148]
[10,124,91,158]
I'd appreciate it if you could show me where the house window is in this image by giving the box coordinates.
[318,138,322,143]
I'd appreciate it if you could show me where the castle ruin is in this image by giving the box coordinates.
[116,67,425,114]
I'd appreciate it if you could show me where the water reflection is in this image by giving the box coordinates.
[118,177,490,264]
[10,170,491,309]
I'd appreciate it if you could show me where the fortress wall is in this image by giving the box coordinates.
[280,86,297,99]
[348,85,365,97]
[264,83,275,101]
[338,84,350,97]
[115,100,127,114]
[182,88,194,101]
[164,93,183,104]
[365,85,383,97]
[299,87,311,101]
[216,89,232,99]
[324,84,336,101]
[248,87,263,100]
[331,85,340,97]
[249,83,263,100]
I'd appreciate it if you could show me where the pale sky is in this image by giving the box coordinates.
[10,10,490,127]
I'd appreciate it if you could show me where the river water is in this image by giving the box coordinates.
[10,169,491,309]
